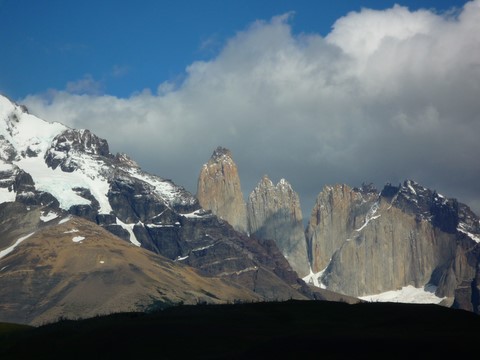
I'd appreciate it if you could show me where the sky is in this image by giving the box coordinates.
[1,0,479,216]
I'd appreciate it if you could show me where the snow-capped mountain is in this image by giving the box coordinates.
[0,95,196,220]
[0,95,317,324]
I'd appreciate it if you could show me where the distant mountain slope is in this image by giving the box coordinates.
[0,94,309,323]
[0,206,262,325]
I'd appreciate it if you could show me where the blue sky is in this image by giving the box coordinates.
[1,0,479,215]
[0,0,468,99]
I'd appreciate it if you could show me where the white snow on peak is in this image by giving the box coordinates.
[0,232,35,259]
[405,180,417,195]
[0,96,66,157]
[126,167,194,207]
[0,96,113,213]
[359,284,445,304]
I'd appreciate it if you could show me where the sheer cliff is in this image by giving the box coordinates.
[305,181,480,312]
[247,175,309,277]
[196,147,248,233]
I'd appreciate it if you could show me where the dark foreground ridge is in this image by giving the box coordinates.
[1,300,478,359]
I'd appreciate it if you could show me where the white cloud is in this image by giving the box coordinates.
[65,74,104,95]
[22,1,480,215]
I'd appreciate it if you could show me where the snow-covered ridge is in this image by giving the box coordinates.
[0,95,196,216]
[0,95,114,212]
[457,222,480,243]
[125,167,197,208]
[0,96,67,159]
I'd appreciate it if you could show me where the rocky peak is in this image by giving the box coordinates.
[379,180,465,234]
[211,146,233,161]
[247,175,309,277]
[196,147,247,233]
[44,129,110,172]
[115,153,140,168]
[0,136,18,162]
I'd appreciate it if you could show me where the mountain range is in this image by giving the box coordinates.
[196,145,480,312]
[0,94,479,325]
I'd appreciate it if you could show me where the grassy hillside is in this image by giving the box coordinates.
[1,300,478,359]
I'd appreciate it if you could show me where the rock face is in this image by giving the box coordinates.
[0,96,310,322]
[247,176,309,277]
[196,147,248,233]
[306,183,379,273]
[306,180,480,312]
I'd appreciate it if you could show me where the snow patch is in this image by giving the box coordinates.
[457,223,480,243]
[72,236,85,243]
[180,210,207,218]
[116,218,141,246]
[192,243,215,252]
[303,266,327,289]
[359,284,445,304]
[63,229,79,234]
[0,187,15,204]
[40,211,59,222]
[16,156,112,213]
[58,216,72,224]
[407,183,417,195]
[355,202,380,232]
[0,232,35,259]
[146,223,175,228]
[174,255,189,261]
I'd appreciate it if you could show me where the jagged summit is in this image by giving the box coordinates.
[248,175,309,277]
[211,146,233,161]
[196,146,248,233]
[305,179,480,311]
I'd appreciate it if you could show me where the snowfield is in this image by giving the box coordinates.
[359,285,446,304]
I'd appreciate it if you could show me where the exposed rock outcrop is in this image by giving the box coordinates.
[196,147,248,233]
[247,175,309,277]
[306,180,480,311]
[306,183,379,273]
[45,129,111,172]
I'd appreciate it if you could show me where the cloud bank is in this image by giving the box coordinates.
[23,1,480,215]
